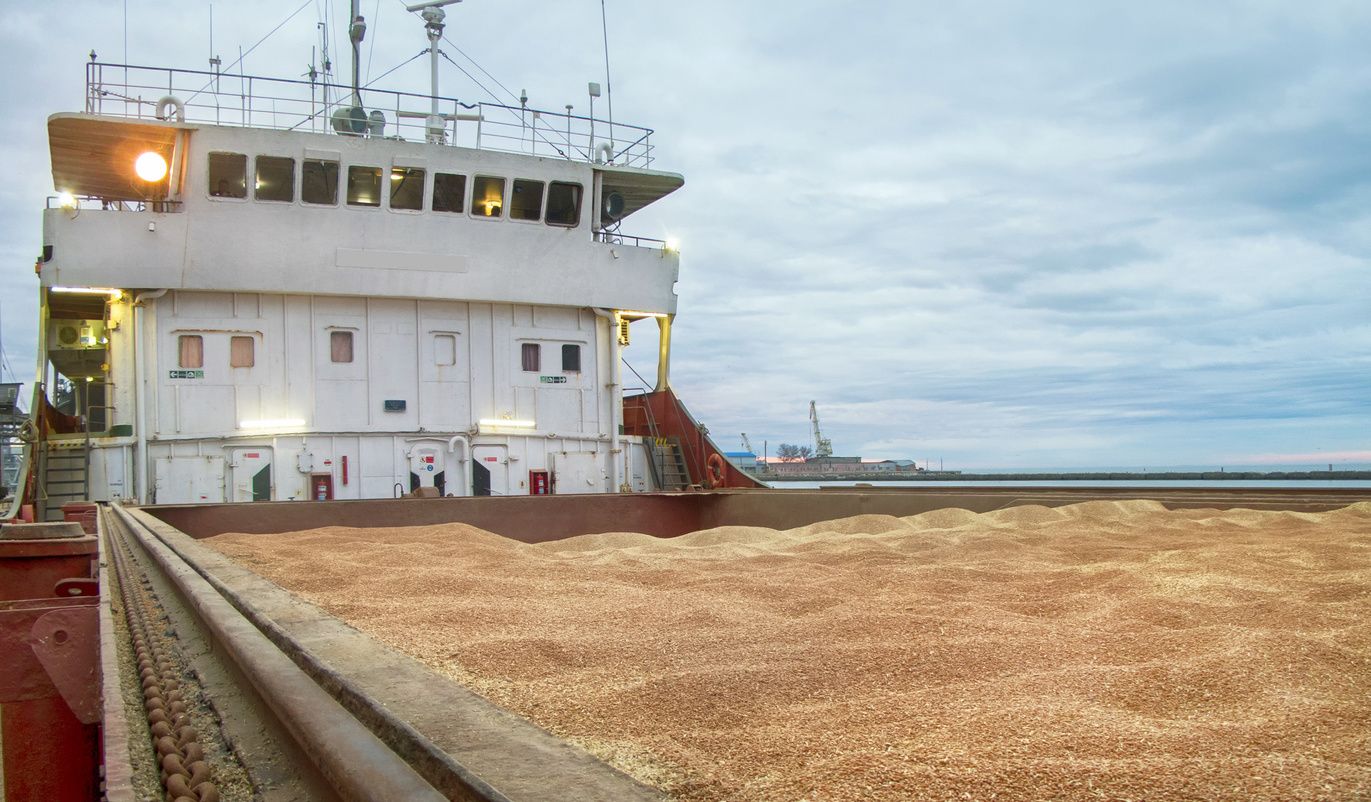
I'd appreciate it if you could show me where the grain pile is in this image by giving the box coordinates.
[207,501,1371,801]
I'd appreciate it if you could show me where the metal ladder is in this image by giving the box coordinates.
[628,392,695,491]
[37,431,90,522]
[648,437,692,491]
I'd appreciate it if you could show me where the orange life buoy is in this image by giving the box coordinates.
[705,453,727,489]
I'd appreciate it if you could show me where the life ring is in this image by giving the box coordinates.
[155,95,185,122]
[705,453,727,489]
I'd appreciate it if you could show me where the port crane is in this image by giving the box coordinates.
[809,401,833,457]
[740,433,755,453]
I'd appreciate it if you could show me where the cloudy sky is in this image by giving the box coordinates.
[1,1,1368,470]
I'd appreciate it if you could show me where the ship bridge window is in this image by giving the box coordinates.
[510,179,544,221]
[545,182,583,227]
[255,156,295,202]
[521,342,540,372]
[208,153,247,198]
[347,166,382,207]
[473,175,505,218]
[178,335,204,368]
[302,159,339,205]
[390,167,425,211]
[561,344,581,372]
[432,173,466,213]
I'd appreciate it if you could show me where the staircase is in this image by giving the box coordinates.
[647,437,693,491]
[38,440,89,522]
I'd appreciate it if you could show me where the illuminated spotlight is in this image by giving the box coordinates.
[664,236,680,253]
[239,418,306,430]
[57,191,77,209]
[134,151,168,182]
[477,418,536,429]
[51,286,123,299]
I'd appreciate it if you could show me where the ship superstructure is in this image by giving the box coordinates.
[13,55,739,516]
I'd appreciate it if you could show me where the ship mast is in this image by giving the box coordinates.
[407,0,463,143]
[348,0,366,108]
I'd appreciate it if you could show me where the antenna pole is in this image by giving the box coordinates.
[348,0,366,108]
[600,0,614,146]
[425,7,445,142]
[406,0,462,143]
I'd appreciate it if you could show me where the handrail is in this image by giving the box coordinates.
[595,232,666,248]
[0,382,43,522]
[85,62,657,167]
[46,196,183,212]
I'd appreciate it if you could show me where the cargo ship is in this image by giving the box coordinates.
[5,11,760,524]
[2,8,1367,802]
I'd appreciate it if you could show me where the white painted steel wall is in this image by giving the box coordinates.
[134,290,619,503]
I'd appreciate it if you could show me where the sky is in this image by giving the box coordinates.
[0,1,1368,470]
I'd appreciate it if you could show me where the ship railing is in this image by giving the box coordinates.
[594,231,667,249]
[85,63,656,168]
[471,102,655,168]
[46,195,183,213]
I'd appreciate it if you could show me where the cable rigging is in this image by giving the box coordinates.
[183,0,314,104]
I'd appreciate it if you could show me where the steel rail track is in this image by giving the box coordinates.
[103,504,470,802]
[103,502,660,802]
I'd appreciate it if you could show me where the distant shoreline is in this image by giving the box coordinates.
[762,471,1371,482]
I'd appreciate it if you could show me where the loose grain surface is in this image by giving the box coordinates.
[207,501,1371,801]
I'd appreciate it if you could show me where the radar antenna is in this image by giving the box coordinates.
[406,0,464,143]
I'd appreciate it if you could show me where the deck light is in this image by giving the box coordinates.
[51,286,124,299]
[664,237,680,253]
[134,151,168,182]
[477,418,536,430]
[57,191,77,209]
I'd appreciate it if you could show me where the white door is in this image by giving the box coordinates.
[228,448,273,502]
[471,445,508,496]
[553,451,605,494]
[154,456,225,504]
[407,443,448,495]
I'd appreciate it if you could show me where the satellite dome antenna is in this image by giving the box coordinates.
[406,0,463,144]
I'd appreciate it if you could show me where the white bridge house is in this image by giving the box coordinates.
[33,64,684,508]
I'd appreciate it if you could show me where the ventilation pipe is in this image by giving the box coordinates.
[133,289,170,503]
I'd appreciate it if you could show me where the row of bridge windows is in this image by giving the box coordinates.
[206,152,583,226]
